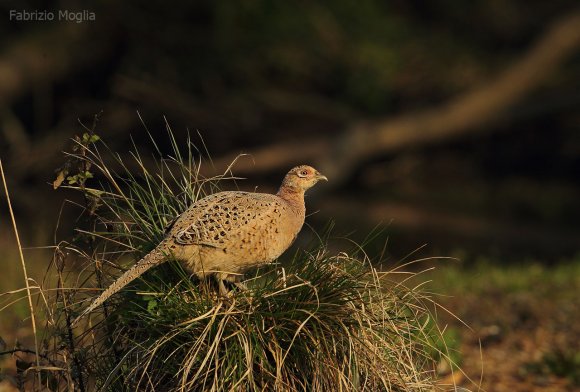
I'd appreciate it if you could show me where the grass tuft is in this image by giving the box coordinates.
[82,249,441,391]
[5,122,452,391]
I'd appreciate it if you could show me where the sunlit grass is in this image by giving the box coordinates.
[76,247,444,391]
[427,255,580,295]
[2,124,454,391]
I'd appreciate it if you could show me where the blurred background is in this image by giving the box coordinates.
[1,1,579,391]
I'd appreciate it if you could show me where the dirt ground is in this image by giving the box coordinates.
[432,262,580,392]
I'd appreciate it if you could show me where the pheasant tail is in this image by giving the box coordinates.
[73,245,168,325]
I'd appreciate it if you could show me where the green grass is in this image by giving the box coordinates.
[427,254,580,295]
[2,126,452,391]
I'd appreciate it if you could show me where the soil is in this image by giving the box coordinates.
[435,268,580,392]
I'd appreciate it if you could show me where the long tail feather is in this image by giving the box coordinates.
[73,245,167,325]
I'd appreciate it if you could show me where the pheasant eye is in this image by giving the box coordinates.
[299,170,309,177]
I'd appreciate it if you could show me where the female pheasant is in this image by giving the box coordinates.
[74,165,327,324]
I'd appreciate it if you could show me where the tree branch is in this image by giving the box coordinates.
[209,9,580,182]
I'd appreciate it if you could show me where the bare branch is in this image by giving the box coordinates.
[209,9,580,182]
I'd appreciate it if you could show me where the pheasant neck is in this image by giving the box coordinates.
[276,186,306,218]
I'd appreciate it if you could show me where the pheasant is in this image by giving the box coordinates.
[74,165,327,324]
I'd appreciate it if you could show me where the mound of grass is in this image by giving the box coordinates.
[78,247,438,391]
[23,125,449,391]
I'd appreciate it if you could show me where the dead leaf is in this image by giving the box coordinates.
[53,171,66,189]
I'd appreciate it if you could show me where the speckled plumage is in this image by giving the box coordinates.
[74,165,327,324]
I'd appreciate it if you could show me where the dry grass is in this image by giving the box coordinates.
[1,125,458,391]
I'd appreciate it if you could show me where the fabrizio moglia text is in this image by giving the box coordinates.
[9,9,96,23]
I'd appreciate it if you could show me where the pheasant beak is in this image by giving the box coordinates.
[315,172,328,182]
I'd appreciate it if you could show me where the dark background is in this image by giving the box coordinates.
[1,0,579,263]
[2,2,580,391]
